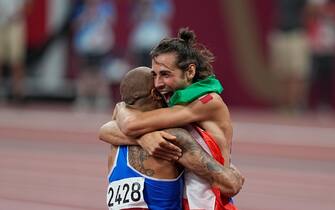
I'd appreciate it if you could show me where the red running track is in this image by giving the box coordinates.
[0,105,335,210]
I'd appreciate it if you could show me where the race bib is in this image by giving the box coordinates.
[106,177,147,209]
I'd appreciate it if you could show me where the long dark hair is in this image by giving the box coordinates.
[150,27,215,82]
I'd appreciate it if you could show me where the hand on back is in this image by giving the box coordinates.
[137,131,182,161]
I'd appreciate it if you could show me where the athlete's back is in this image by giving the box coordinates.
[107,146,183,210]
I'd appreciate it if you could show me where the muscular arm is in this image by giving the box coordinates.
[99,103,183,159]
[166,128,243,197]
[99,103,138,145]
[99,120,183,160]
[116,94,223,137]
[99,121,138,145]
[116,95,233,165]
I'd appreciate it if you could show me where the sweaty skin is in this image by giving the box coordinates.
[102,28,244,208]
[114,52,233,166]
[115,93,233,166]
[101,52,233,167]
[108,127,242,197]
[104,67,243,197]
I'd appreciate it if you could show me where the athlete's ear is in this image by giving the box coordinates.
[186,64,196,81]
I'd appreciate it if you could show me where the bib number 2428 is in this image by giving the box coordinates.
[107,177,146,209]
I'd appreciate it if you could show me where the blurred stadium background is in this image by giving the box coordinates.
[1,0,335,210]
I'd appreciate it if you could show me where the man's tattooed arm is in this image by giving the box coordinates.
[165,128,244,198]
[128,146,155,176]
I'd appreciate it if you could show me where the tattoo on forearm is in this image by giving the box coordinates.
[128,146,155,176]
[166,128,238,192]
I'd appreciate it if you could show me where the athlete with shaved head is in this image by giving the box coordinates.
[104,66,242,210]
[101,28,241,210]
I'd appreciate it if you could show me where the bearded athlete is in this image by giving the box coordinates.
[105,67,243,209]
[101,28,242,210]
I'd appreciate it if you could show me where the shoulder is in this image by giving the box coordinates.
[114,102,125,115]
[187,92,226,112]
[116,101,126,107]
[199,92,224,104]
[166,93,229,122]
